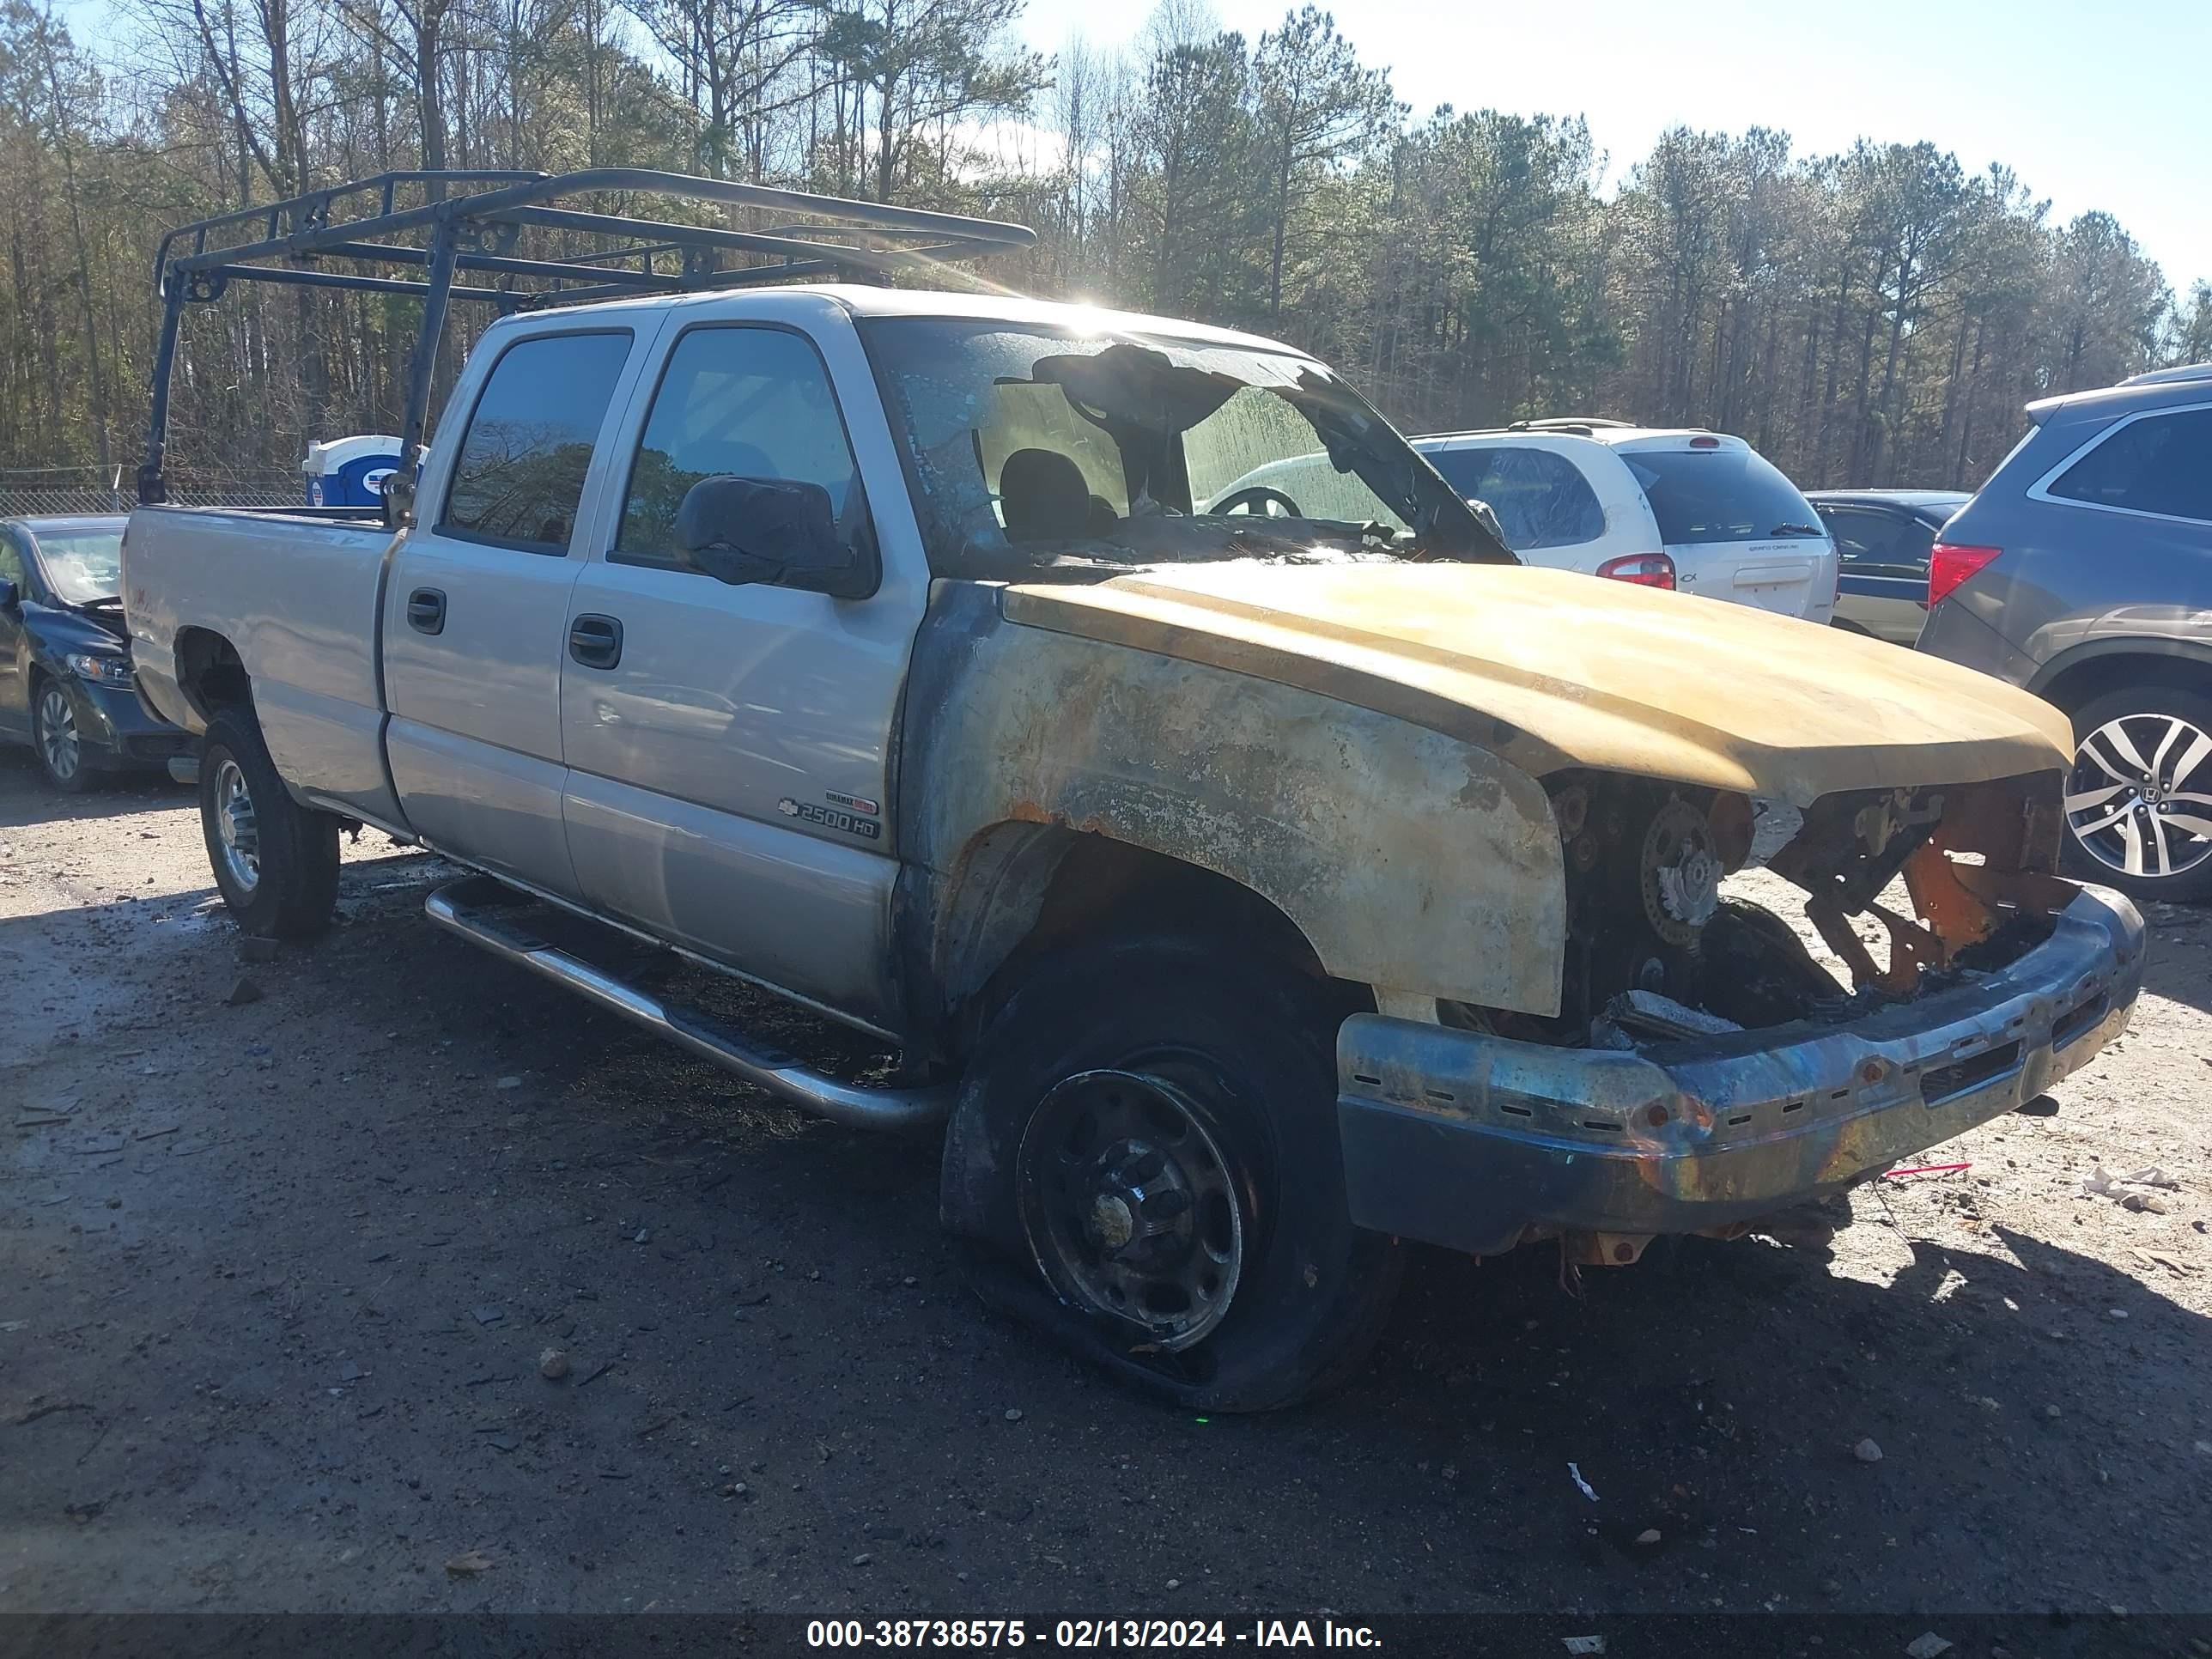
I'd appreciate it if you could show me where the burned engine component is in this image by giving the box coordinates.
[1698,897,1851,1028]
[1641,796,1723,946]
[1540,774,1756,1033]
[1763,776,2065,996]
[1599,987,1744,1045]
[1458,772,2078,1053]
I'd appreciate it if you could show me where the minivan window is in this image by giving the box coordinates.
[615,326,863,570]
[1626,448,1823,545]
[1425,447,1605,550]
[2047,407,2212,523]
[439,331,634,553]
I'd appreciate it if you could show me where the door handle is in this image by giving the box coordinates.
[568,613,623,670]
[405,586,447,635]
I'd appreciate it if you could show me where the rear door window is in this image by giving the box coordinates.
[1423,446,1604,550]
[439,331,635,553]
[2045,407,2212,523]
[1626,448,1822,544]
[1817,506,1933,576]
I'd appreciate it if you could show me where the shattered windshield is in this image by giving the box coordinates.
[860,318,1507,579]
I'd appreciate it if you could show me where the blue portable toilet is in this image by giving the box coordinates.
[304,434,404,507]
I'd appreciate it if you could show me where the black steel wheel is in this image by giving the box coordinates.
[1017,1068,1248,1352]
[943,935,1403,1412]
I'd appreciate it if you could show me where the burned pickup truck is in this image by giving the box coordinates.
[122,172,2141,1410]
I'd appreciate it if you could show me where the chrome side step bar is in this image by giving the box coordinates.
[424,878,951,1131]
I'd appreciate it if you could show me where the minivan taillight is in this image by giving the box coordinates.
[1928,542,2001,607]
[1596,552,1676,590]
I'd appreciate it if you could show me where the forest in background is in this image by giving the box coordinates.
[2,0,2208,498]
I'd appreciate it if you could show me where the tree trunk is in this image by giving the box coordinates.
[42,35,111,469]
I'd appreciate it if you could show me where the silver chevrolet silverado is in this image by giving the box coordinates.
[122,173,2142,1409]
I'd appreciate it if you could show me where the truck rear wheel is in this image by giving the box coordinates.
[198,707,341,939]
[944,938,1403,1412]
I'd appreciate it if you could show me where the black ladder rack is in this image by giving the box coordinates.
[140,168,1036,511]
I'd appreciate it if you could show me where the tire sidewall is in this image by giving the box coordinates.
[198,707,337,938]
[199,721,269,922]
[949,939,1399,1410]
[2063,684,2212,902]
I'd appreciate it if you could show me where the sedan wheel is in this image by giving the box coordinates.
[2064,695,2212,896]
[33,681,91,792]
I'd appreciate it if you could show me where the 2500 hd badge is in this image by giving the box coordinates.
[778,796,882,840]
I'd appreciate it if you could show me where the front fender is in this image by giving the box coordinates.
[900,584,1568,1016]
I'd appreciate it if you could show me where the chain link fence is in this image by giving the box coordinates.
[0,465,301,518]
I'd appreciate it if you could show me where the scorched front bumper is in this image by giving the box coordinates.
[1335,884,2144,1257]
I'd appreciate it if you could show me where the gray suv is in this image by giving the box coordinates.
[1918,363,2212,899]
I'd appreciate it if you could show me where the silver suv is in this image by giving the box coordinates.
[1917,363,2212,899]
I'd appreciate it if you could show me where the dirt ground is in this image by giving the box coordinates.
[3,754,2209,1623]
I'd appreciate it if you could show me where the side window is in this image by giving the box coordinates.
[615,326,862,570]
[438,331,634,553]
[1423,446,1605,551]
[0,532,26,591]
[2047,408,2212,523]
[1820,507,1928,573]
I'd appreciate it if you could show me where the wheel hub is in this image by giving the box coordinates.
[1079,1141,1195,1260]
[1016,1070,1245,1352]
[213,758,262,892]
[37,689,79,781]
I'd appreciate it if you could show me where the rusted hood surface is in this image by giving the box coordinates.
[1001,562,2072,805]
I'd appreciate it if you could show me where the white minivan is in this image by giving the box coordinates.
[1412,420,1838,622]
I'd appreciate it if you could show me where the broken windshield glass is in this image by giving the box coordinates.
[859,318,1508,579]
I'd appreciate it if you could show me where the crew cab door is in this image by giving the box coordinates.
[557,313,925,1031]
[382,322,656,897]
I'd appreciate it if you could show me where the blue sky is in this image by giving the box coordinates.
[1018,0,2212,295]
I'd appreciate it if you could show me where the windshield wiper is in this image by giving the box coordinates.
[1770,522,1823,538]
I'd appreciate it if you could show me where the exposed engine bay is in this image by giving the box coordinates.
[1443,769,2073,1048]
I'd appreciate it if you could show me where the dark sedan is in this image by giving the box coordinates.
[1808,489,1971,645]
[0,515,188,790]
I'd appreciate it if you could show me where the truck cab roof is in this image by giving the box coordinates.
[481,282,1306,358]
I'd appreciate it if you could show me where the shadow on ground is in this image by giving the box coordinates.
[5,844,2207,1617]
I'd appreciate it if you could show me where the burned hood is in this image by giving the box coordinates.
[999,562,2073,806]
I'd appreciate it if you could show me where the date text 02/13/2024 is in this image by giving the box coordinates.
[803,1619,1382,1648]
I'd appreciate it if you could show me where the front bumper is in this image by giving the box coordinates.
[1336,884,2144,1257]
[70,676,191,768]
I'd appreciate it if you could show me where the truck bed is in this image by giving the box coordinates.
[125,503,404,826]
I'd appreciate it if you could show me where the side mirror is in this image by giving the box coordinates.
[0,577,17,611]
[676,476,877,601]
[382,467,416,530]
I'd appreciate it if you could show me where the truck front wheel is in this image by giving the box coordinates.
[198,707,341,939]
[945,939,1403,1412]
